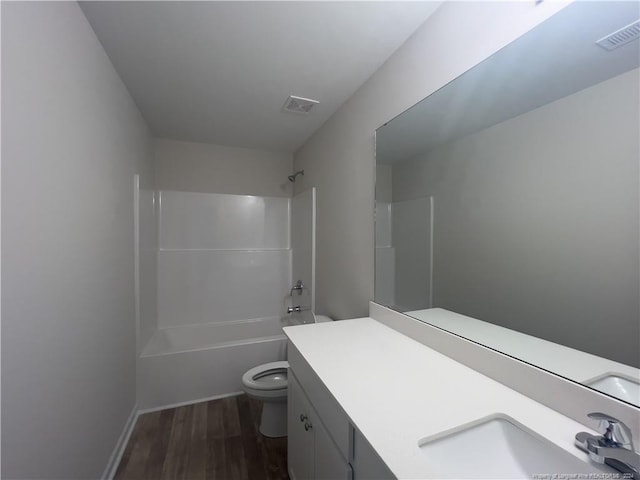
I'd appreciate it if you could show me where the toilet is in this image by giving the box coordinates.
[241,314,333,437]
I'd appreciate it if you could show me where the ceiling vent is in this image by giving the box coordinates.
[282,95,319,115]
[596,20,640,51]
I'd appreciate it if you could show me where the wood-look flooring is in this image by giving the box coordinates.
[114,395,289,480]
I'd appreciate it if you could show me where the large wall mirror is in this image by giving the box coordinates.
[375,1,639,407]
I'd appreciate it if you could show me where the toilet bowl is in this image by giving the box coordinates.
[241,314,332,437]
[242,360,289,437]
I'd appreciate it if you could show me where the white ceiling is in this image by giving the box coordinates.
[80,1,441,153]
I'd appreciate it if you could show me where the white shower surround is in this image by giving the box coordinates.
[157,190,291,328]
[138,190,292,409]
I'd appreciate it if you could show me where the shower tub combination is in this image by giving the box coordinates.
[136,190,292,410]
[137,190,294,411]
[137,316,287,410]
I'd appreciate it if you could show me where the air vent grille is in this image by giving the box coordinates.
[283,95,319,115]
[596,20,640,51]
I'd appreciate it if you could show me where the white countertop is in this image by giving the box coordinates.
[407,308,640,396]
[284,317,610,479]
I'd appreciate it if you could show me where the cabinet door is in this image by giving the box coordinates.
[288,374,314,480]
[351,429,394,480]
[314,420,353,480]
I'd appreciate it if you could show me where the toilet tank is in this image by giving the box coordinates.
[283,312,333,327]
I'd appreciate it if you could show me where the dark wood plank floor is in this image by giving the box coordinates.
[114,395,289,480]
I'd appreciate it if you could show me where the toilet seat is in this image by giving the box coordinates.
[242,361,288,391]
[240,315,333,438]
[241,360,289,437]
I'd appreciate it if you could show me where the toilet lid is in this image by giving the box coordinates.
[242,361,289,391]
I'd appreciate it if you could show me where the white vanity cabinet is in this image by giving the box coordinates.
[287,344,393,480]
[288,372,352,480]
[288,371,315,480]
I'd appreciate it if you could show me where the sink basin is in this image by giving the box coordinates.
[583,373,640,407]
[418,414,608,479]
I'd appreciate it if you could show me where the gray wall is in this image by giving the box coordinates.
[376,165,393,203]
[292,1,569,319]
[155,138,293,197]
[392,197,432,312]
[2,2,154,478]
[392,69,639,366]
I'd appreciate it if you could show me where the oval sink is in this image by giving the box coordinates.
[418,414,611,479]
[583,373,640,407]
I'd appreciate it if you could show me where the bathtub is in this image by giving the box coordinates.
[137,316,287,410]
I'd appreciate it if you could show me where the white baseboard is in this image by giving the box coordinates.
[101,404,139,480]
[137,391,244,415]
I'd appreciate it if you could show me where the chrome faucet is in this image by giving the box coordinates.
[290,280,305,296]
[575,412,639,479]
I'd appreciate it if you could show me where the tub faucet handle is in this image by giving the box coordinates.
[290,280,305,296]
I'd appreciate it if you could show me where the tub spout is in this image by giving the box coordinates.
[287,305,309,314]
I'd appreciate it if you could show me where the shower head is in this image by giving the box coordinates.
[288,170,304,182]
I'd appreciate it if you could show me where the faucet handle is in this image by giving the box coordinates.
[588,412,633,447]
[290,280,306,296]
